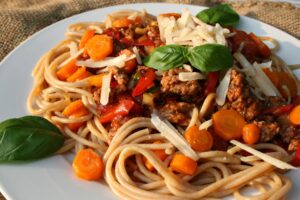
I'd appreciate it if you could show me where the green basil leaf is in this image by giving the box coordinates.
[0,116,64,161]
[143,45,188,70]
[19,116,61,134]
[196,4,239,27]
[187,44,233,72]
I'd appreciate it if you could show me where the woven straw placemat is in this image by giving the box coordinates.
[0,0,299,199]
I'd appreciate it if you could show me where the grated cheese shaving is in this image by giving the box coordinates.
[100,72,112,105]
[157,9,230,47]
[132,46,142,64]
[216,68,232,106]
[199,119,213,130]
[230,140,296,170]
[67,41,78,57]
[183,64,193,72]
[151,113,199,161]
[76,54,136,69]
[57,48,84,69]
[178,72,206,81]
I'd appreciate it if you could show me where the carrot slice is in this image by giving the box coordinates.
[144,141,168,171]
[56,59,79,81]
[278,72,297,99]
[62,100,89,131]
[79,30,95,49]
[159,13,181,19]
[212,109,246,141]
[289,105,300,125]
[73,149,104,180]
[66,67,91,82]
[184,126,213,152]
[170,153,197,175]
[112,18,134,28]
[88,73,106,87]
[85,35,113,61]
[242,123,260,145]
[262,68,280,88]
[119,49,137,73]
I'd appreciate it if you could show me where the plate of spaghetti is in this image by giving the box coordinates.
[0,3,300,200]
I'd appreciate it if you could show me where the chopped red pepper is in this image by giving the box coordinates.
[132,69,156,97]
[263,104,295,116]
[248,32,271,58]
[204,72,219,95]
[99,99,135,124]
[292,144,300,166]
[134,39,155,46]
[104,28,121,40]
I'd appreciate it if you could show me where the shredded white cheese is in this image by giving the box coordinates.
[230,140,296,170]
[158,9,230,47]
[216,68,232,106]
[67,41,79,57]
[88,25,103,34]
[151,113,199,161]
[178,72,206,81]
[132,46,142,65]
[234,52,281,97]
[199,119,213,130]
[100,72,112,105]
[76,54,136,69]
[183,64,193,72]
[57,48,84,69]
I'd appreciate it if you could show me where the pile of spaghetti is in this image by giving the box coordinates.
[27,5,300,200]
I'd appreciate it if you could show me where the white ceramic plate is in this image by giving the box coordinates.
[0,3,299,200]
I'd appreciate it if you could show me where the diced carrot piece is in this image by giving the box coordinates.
[170,154,197,175]
[212,109,246,141]
[73,149,104,180]
[184,126,213,152]
[119,49,137,73]
[242,123,261,145]
[144,141,168,171]
[278,72,297,99]
[79,30,95,49]
[262,68,280,88]
[85,35,113,61]
[56,59,79,81]
[62,100,89,117]
[289,105,300,125]
[88,73,106,87]
[112,17,134,28]
[159,13,181,19]
[66,67,91,82]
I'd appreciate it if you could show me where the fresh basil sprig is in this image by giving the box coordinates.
[187,44,233,72]
[0,116,64,161]
[143,45,188,70]
[144,44,233,72]
[196,4,239,27]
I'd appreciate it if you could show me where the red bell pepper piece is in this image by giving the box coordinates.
[132,69,156,97]
[134,39,155,46]
[292,144,300,166]
[104,28,121,40]
[263,104,295,116]
[204,72,219,95]
[248,32,271,58]
[99,99,135,124]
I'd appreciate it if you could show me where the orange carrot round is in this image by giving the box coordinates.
[169,153,197,175]
[66,67,91,82]
[72,149,104,180]
[184,126,213,152]
[289,105,300,125]
[56,59,78,81]
[213,109,246,141]
[85,35,113,61]
[79,30,95,49]
[144,141,168,171]
[112,18,133,28]
[119,49,137,73]
[242,124,260,145]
